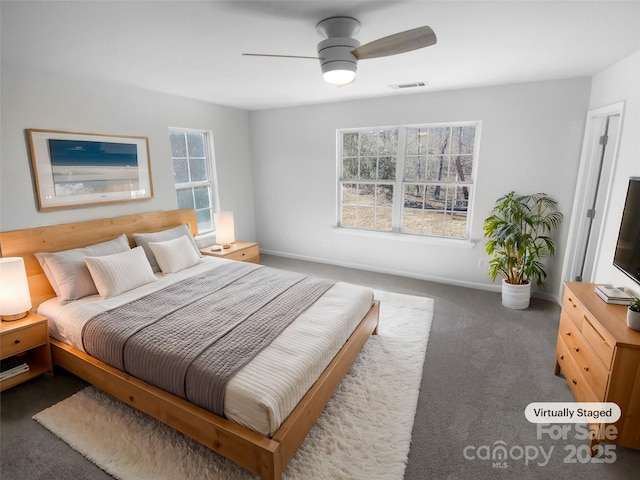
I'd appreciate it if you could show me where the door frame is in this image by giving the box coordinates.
[560,101,625,293]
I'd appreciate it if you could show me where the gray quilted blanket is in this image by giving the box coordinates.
[82,261,334,416]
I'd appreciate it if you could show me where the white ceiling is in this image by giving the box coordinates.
[2,1,640,111]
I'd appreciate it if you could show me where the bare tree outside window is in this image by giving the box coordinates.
[339,123,479,239]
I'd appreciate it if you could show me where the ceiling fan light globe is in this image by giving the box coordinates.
[317,37,359,85]
[323,69,356,85]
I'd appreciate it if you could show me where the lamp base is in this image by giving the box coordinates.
[1,311,28,322]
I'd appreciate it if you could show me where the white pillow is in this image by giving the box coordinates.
[148,235,201,274]
[34,234,131,301]
[84,246,156,298]
[133,224,201,272]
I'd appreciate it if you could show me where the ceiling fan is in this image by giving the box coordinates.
[243,16,437,86]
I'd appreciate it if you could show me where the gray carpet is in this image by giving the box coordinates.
[2,253,640,479]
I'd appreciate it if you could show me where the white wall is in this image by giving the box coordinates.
[1,62,599,301]
[0,64,256,241]
[589,51,640,298]
[249,79,591,298]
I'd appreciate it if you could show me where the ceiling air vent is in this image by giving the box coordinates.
[388,81,428,90]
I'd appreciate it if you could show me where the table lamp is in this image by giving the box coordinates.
[214,211,235,249]
[0,257,32,321]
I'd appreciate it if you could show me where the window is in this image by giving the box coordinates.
[341,129,397,231]
[338,122,479,239]
[169,128,218,234]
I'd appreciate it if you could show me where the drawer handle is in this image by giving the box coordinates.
[559,355,564,360]
[572,379,578,385]
[14,339,21,345]
[565,332,571,336]
[583,367,589,372]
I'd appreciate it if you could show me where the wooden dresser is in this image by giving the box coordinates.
[555,282,640,450]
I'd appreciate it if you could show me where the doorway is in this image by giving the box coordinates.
[562,102,624,286]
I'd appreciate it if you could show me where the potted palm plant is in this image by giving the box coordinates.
[483,192,563,309]
[628,298,640,332]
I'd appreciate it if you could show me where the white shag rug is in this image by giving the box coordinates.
[33,290,433,480]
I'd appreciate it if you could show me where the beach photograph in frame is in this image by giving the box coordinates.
[27,129,153,210]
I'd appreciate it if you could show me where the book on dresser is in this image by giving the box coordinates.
[594,285,634,305]
[0,355,29,381]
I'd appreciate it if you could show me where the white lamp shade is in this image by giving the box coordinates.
[214,211,235,247]
[0,257,32,318]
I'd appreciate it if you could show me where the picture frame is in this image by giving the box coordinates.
[27,129,153,210]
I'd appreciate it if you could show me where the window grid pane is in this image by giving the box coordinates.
[173,158,189,184]
[340,182,394,232]
[176,187,194,210]
[189,158,208,183]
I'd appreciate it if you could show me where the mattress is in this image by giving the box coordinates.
[38,257,375,436]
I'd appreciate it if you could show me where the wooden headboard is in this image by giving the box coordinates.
[0,209,197,308]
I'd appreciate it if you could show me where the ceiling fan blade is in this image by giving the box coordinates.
[242,53,321,60]
[352,26,437,60]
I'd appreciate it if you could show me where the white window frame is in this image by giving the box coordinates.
[337,121,481,240]
[168,127,220,235]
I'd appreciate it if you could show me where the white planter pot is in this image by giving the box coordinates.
[502,279,531,310]
[627,309,640,332]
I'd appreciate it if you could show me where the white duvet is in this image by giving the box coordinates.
[38,257,375,436]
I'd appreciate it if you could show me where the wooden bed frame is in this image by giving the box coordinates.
[0,209,380,480]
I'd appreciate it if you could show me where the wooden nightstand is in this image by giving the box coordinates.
[1,312,53,391]
[200,241,260,264]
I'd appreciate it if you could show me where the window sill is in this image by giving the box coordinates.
[332,226,478,249]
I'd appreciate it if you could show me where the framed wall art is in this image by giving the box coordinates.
[27,129,153,210]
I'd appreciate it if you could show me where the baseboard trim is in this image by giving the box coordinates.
[261,249,561,304]
[261,248,502,293]
[535,290,560,304]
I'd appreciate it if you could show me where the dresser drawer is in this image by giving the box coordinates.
[558,313,609,398]
[556,335,599,403]
[1,321,47,357]
[581,316,614,369]
[224,244,260,262]
[562,288,586,330]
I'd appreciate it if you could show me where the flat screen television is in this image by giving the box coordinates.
[613,177,640,285]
